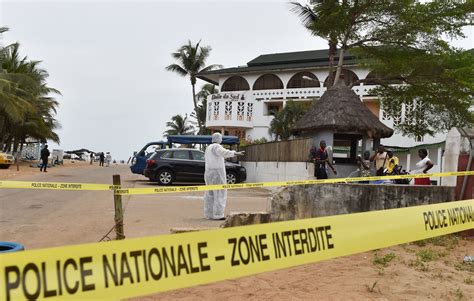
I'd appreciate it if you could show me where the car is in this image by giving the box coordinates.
[143,148,247,185]
[0,152,14,169]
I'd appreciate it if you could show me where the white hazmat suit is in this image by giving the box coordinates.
[204,133,236,220]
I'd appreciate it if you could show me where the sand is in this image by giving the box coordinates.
[2,162,473,300]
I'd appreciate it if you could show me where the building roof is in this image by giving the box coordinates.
[293,81,394,139]
[197,49,358,84]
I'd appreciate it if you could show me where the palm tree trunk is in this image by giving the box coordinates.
[327,40,337,87]
[191,83,202,133]
[333,47,345,86]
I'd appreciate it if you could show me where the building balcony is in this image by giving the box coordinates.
[251,84,379,100]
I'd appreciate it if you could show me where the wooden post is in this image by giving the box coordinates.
[113,175,125,240]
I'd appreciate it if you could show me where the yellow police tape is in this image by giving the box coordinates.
[0,180,113,191]
[0,171,473,195]
[115,170,474,195]
[1,199,473,300]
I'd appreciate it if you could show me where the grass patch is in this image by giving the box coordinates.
[417,249,440,262]
[373,252,396,267]
[451,288,464,300]
[454,262,474,273]
[411,234,460,249]
[409,258,429,271]
[464,276,474,285]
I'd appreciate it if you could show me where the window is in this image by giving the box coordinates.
[237,102,245,121]
[222,76,250,91]
[247,103,253,121]
[172,150,190,160]
[225,101,232,120]
[287,72,320,88]
[333,134,361,164]
[160,151,172,159]
[253,74,284,90]
[265,102,283,115]
[208,101,212,121]
[323,69,359,87]
[191,151,205,161]
[213,102,220,120]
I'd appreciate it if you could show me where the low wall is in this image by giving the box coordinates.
[271,184,455,221]
[242,161,363,183]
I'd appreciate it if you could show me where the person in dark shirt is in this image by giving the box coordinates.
[39,145,50,172]
[310,140,337,179]
[99,152,105,167]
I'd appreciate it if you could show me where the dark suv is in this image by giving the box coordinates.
[143,148,247,185]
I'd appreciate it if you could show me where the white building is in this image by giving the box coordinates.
[197,49,445,147]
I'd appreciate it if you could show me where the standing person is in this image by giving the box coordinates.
[90,153,94,165]
[99,152,105,167]
[357,151,372,182]
[412,148,433,185]
[386,149,400,175]
[310,140,337,179]
[370,144,388,176]
[39,145,50,172]
[105,152,112,167]
[204,132,245,220]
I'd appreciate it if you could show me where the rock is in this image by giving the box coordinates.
[170,227,212,234]
[220,212,272,228]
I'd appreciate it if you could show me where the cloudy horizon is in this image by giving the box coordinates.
[1,0,473,160]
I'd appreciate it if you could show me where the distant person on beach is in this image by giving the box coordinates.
[105,152,112,167]
[39,145,50,172]
[99,152,105,167]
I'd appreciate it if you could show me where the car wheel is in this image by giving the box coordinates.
[226,171,238,184]
[157,169,174,185]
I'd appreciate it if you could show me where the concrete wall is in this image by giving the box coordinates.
[271,184,456,221]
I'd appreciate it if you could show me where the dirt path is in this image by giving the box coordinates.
[1,163,472,300]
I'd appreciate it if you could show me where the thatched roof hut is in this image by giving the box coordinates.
[293,82,393,139]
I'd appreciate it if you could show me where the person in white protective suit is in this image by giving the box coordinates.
[204,132,245,220]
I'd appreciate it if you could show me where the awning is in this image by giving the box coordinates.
[167,135,240,145]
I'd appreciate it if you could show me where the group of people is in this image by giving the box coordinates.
[310,140,434,185]
[91,152,112,167]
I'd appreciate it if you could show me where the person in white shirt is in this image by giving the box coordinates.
[412,148,433,185]
[105,152,112,167]
[204,133,245,220]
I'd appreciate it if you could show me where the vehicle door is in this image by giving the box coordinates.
[130,142,167,175]
[189,150,206,181]
[169,150,193,180]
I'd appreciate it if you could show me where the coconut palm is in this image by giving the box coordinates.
[0,40,60,152]
[191,83,218,134]
[166,40,222,132]
[269,101,307,141]
[163,114,195,137]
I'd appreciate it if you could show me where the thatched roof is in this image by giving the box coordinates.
[293,82,394,139]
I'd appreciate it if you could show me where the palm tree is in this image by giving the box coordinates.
[163,114,195,137]
[0,41,60,152]
[166,40,222,132]
[290,1,339,86]
[269,101,307,141]
[191,83,218,134]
